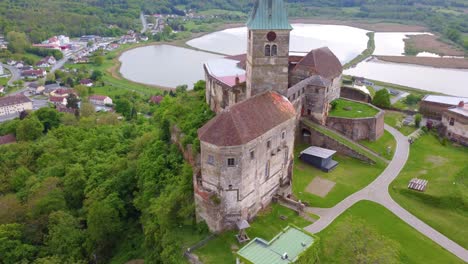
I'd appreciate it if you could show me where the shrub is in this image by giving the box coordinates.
[414,114,422,128]
[372,89,391,108]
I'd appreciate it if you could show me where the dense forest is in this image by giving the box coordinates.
[0,83,215,263]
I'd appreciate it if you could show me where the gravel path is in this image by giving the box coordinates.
[304,125,468,262]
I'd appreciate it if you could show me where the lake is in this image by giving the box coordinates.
[187,24,370,64]
[119,25,468,96]
[344,59,468,97]
[119,44,222,88]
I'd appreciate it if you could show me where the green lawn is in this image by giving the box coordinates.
[318,200,464,264]
[293,143,385,208]
[390,133,468,248]
[360,130,396,160]
[195,204,312,263]
[329,98,379,118]
[0,77,8,86]
[384,110,418,136]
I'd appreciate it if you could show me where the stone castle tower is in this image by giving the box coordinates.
[246,0,292,97]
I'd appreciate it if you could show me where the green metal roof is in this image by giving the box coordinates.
[246,0,293,30]
[237,226,315,264]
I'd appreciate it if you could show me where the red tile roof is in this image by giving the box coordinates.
[215,74,246,87]
[198,91,296,146]
[49,96,65,103]
[150,95,163,104]
[89,95,109,101]
[0,94,31,107]
[0,134,16,145]
[293,47,342,80]
[80,79,93,84]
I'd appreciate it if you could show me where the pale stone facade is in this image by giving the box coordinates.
[0,94,32,116]
[441,102,468,146]
[246,29,291,97]
[197,116,295,231]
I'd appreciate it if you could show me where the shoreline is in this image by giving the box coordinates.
[375,56,468,69]
[289,18,428,32]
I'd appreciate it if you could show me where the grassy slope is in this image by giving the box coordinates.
[195,204,311,263]
[329,98,379,118]
[384,110,417,136]
[360,130,396,160]
[390,133,468,248]
[293,143,385,208]
[318,200,464,264]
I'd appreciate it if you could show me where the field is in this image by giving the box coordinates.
[360,130,396,160]
[390,133,468,247]
[384,110,418,136]
[376,56,468,69]
[329,98,379,118]
[293,143,385,207]
[318,200,464,264]
[403,34,465,57]
[195,204,312,263]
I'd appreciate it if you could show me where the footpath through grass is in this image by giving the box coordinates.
[318,200,464,264]
[329,98,379,118]
[195,204,311,263]
[293,143,385,208]
[390,133,468,248]
[360,130,396,160]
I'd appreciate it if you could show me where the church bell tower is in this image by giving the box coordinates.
[246,0,292,97]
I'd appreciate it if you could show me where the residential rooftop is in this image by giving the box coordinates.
[423,95,468,106]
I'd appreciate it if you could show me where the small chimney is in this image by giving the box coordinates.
[235,75,240,85]
[458,101,465,108]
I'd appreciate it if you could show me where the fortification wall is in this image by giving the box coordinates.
[340,86,371,103]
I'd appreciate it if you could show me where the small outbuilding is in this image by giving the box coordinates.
[299,146,338,172]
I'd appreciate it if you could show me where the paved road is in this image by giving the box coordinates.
[140,12,148,34]
[391,91,409,104]
[3,64,20,86]
[50,55,69,73]
[304,125,468,262]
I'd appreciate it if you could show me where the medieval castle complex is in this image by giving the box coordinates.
[194,0,381,232]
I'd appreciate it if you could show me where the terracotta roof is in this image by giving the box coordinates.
[150,95,163,104]
[49,96,65,102]
[198,91,296,146]
[80,79,93,84]
[293,47,342,80]
[0,134,16,145]
[0,94,31,107]
[89,95,109,101]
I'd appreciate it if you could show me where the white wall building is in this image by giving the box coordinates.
[0,94,33,116]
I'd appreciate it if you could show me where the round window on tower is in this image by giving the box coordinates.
[266,31,277,42]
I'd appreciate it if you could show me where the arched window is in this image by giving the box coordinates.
[265,44,271,56]
[271,44,278,56]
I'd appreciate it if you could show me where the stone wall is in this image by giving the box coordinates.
[420,101,452,120]
[246,29,290,97]
[205,67,246,114]
[442,111,468,146]
[299,122,374,164]
[340,86,371,103]
[326,103,384,141]
[197,118,296,232]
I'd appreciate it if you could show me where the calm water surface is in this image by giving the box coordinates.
[120,27,467,96]
[187,24,370,64]
[119,44,222,88]
[344,60,468,97]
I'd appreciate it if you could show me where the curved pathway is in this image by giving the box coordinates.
[3,64,20,86]
[304,124,468,262]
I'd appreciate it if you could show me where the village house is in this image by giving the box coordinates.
[0,94,33,116]
[441,101,468,146]
[149,95,164,104]
[89,95,112,106]
[21,69,46,79]
[49,96,67,106]
[28,83,45,95]
[80,79,94,87]
[420,95,468,120]
[36,56,57,68]
[50,88,75,98]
